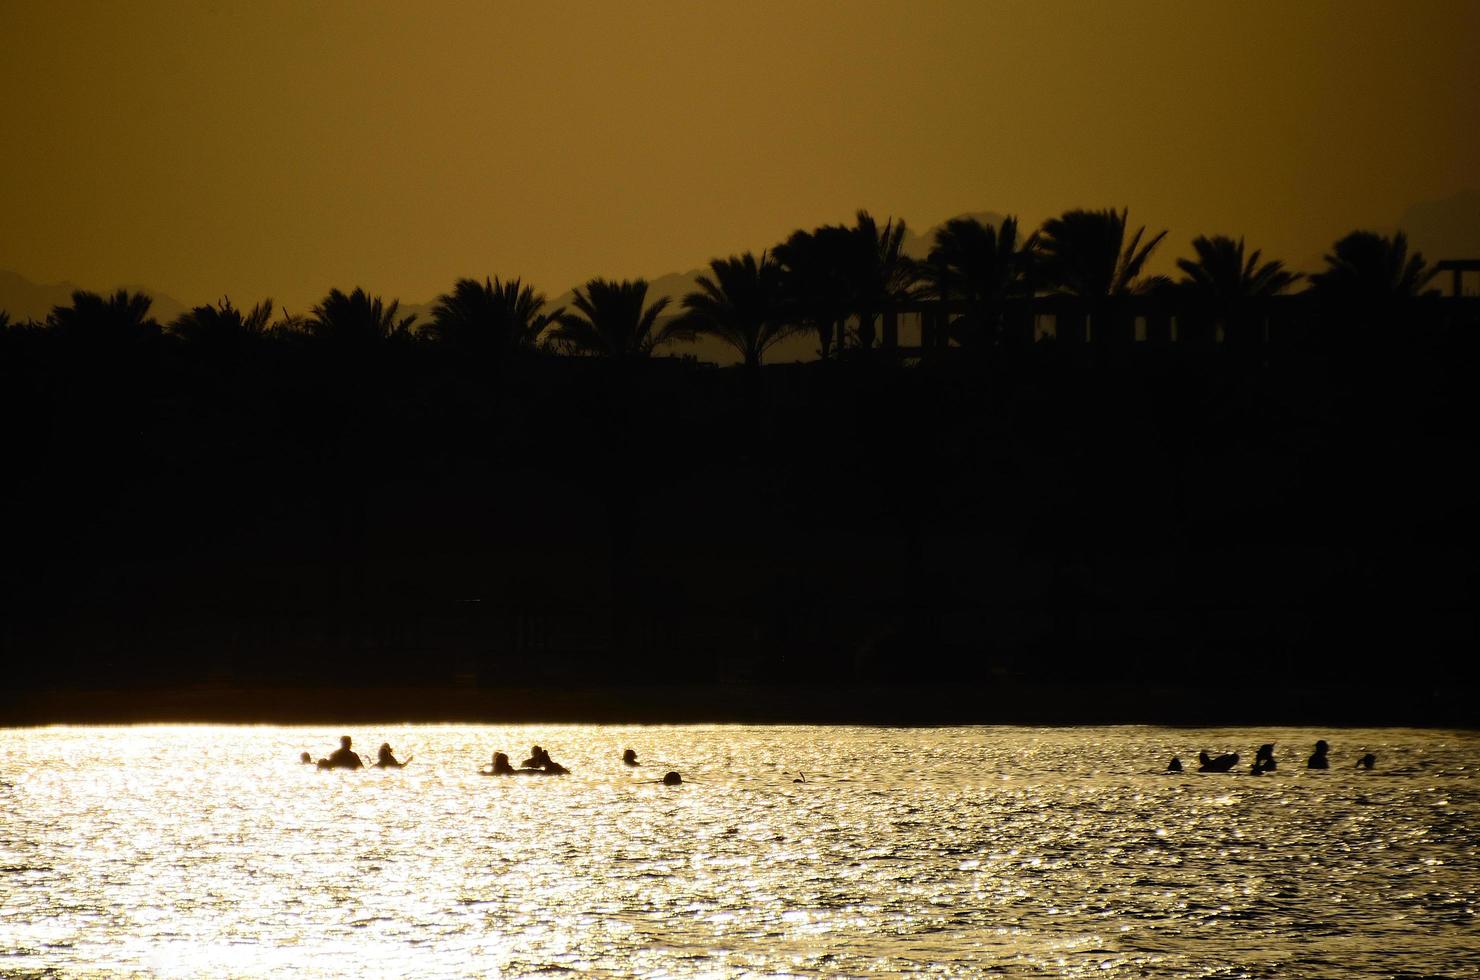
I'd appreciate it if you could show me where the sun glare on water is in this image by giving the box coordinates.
[1,724,1477,977]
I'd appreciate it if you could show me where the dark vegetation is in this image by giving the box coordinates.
[2,210,1476,722]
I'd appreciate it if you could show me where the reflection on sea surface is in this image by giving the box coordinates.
[1,725,1476,977]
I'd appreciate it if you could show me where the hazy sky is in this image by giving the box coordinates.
[2,0,1477,311]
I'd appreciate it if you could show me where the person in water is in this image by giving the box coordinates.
[1357,752,1376,770]
[483,752,516,775]
[1251,743,1277,775]
[480,748,562,776]
[622,749,639,767]
[1167,756,1183,773]
[519,745,568,774]
[322,735,363,770]
[374,743,408,768]
[300,751,313,764]
[1198,750,1239,772]
[662,771,682,785]
[1307,740,1330,770]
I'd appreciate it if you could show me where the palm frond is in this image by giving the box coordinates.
[1311,230,1438,301]
[551,278,673,358]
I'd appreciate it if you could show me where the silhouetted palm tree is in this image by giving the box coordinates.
[425,276,561,356]
[1173,236,1301,348]
[848,210,923,314]
[170,297,275,345]
[47,289,160,343]
[1036,208,1168,296]
[841,210,924,349]
[774,224,854,359]
[308,287,416,345]
[675,252,793,370]
[775,211,922,354]
[929,216,1036,302]
[550,278,681,359]
[1176,236,1302,299]
[1310,231,1437,301]
[928,215,1037,346]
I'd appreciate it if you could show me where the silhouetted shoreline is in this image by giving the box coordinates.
[3,215,1476,709]
[2,684,1471,729]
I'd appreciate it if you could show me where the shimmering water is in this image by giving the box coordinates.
[1,725,1476,978]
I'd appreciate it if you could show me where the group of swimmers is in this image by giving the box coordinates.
[481,744,571,776]
[303,737,685,784]
[480,744,684,784]
[300,736,408,770]
[307,736,1379,781]
[1167,739,1378,775]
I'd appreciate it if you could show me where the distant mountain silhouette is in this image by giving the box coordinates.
[545,268,708,325]
[900,211,1009,260]
[0,269,188,325]
[1289,190,1480,285]
[1400,189,1480,274]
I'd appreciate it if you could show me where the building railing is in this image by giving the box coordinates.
[856,292,1480,353]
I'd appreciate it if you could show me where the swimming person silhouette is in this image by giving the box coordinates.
[1307,740,1330,770]
[1198,750,1239,772]
[374,743,408,768]
[622,749,639,766]
[482,752,516,775]
[322,736,363,770]
[517,746,569,774]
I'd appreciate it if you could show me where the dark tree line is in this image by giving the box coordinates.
[1,207,1444,366]
[0,209,1472,705]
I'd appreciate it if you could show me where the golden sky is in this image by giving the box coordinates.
[2,0,1477,311]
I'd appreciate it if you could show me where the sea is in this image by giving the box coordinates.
[1,724,1475,978]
